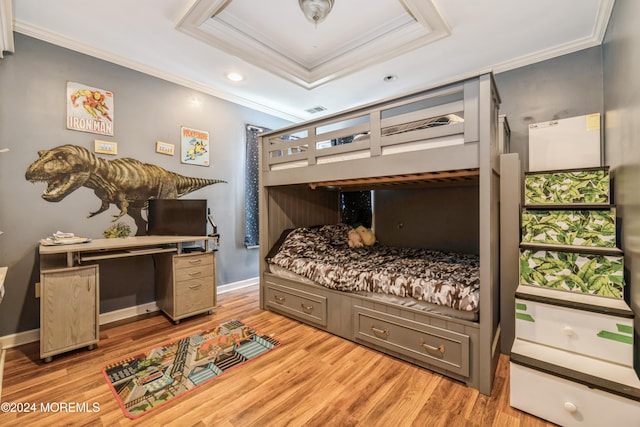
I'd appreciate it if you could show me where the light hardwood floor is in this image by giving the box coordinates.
[0,285,556,426]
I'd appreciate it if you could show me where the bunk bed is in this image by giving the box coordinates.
[258,73,501,395]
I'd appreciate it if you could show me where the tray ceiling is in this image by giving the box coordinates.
[177,0,450,89]
[10,0,615,122]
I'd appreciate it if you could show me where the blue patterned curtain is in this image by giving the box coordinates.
[244,124,270,247]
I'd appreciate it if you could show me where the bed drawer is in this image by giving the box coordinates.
[265,283,327,327]
[510,362,640,427]
[353,306,469,377]
[515,298,633,366]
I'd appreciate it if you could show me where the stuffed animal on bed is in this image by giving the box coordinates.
[356,225,376,246]
[348,229,364,248]
[348,225,376,248]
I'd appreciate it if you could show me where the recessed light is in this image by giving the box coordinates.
[227,72,244,82]
[383,74,397,82]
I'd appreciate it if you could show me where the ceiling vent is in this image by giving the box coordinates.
[304,105,328,114]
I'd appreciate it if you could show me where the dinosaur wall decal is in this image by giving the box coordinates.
[25,144,225,234]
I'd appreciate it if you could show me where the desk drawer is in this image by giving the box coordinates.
[175,277,215,315]
[175,263,213,282]
[353,306,469,377]
[265,283,327,327]
[174,253,213,270]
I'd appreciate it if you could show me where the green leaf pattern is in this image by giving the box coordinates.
[521,210,616,248]
[524,170,609,205]
[520,249,625,298]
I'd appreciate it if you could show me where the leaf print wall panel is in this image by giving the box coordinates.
[519,249,625,299]
[521,209,617,248]
[524,167,610,206]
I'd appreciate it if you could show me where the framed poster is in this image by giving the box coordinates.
[66,82,114,136]
[181,126,209,166]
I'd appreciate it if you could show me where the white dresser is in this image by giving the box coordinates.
[510,167,640,426]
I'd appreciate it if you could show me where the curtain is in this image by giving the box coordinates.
[244,124,270,247]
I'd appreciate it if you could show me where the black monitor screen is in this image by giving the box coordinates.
[147,199,207,236]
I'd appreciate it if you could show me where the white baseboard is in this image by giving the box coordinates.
[0,277,259,350]
[217,277,258,294]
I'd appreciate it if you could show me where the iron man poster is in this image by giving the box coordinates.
[66,81,114,136]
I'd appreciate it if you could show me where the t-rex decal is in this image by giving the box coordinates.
[25,144,225,234]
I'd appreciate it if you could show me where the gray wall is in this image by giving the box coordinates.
[0,34,290,335]
[495,46,604,170]
[602,0,640,372]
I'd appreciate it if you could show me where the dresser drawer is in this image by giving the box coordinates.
[174,252,213,270]
[519,248,625,299]
[524,167,610,206]
[265,283,327,327]
[510,362,640,427]
[353,306,469,377]
[515,298,633,366]
[175,276,215,315]
[521,208,617,249]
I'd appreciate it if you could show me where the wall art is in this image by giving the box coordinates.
[25,144,225,234]
[66,81,114,136]
[94,140,118,155]
[156,141,175,156]
[180,126,209,166]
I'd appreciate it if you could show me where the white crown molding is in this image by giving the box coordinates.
[493,0,614,74]
[593,0,615,43]
[0,0,15,58]
[13,19,303,122]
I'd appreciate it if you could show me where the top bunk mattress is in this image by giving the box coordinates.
[266,224,479,313]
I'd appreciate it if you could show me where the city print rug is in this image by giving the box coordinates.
[102,320,280,419]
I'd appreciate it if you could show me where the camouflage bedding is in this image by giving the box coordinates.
[267,224,479,312]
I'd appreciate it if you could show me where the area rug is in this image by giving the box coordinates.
[102,320,280,419]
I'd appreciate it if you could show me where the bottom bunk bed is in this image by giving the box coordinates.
[263,223,483,388]
[259,73,501,395]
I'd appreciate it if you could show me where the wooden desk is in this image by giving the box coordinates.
[38,236,216,362]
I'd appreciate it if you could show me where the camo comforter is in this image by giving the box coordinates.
[267,224,479,312]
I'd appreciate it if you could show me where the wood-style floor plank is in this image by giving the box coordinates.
[0,285,556,426]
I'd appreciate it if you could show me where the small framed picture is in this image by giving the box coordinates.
[156,141,175,156]
[94,140,118,155]
[181,126,210,166]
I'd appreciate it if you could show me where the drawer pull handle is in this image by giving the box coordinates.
[563,401,578,413]
[419,338,445,355]
[189,283,202,290]
[188,271,202,277]
[189,259,203,265]
[370,325,389,338]
[274,295,285,303]
[301,303,314,312]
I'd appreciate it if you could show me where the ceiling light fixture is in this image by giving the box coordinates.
[299,0,334,26]
[227,72,244,82]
